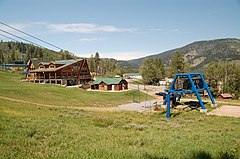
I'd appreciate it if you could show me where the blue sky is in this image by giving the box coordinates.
[0,0,240,60]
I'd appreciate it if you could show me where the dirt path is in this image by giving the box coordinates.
[0,95,113,112]
[1,95,240,118]
[207,105,240,118]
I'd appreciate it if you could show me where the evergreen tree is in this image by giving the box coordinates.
[153,58,165,82]
[0,49,4,64]
[140,58,154,84]
[39,49,43,60]
[60,53,66,60]
[25,50,30,62]
[64,51,72,60]
[10,50,15,63]
[88,54,95,72]
[168,51,189,77]
[94,52,100,75]
[140,58,165,85]
[205,61,240,98]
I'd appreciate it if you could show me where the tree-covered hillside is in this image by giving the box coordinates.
[127,38,240,70]
[0,41,76,64]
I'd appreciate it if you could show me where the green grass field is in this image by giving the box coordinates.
[0,70,153,107]
[0,70,240,159]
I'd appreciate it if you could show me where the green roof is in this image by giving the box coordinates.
[30,59,50,68]
[93,78,125,85]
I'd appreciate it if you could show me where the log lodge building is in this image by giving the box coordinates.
[25,59,91,85]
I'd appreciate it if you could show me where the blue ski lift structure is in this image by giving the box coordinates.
[2,62,28,74]
[157,72,216,118]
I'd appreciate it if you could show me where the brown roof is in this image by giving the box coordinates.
[218,93,233,98]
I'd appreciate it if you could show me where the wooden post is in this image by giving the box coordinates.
[55,72,57,84]
[49,73,51,84]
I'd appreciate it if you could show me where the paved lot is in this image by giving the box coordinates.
[111,100,162,112]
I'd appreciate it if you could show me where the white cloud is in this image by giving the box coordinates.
[79,37,100,42]
[147,25,163,32]
[48,23,137,33]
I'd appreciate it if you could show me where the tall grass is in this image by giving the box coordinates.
[1,100,240,159]
[1,70,240,159]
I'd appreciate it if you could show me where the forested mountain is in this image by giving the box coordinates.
[127,38,240,70]
[0,41,76,64]
[2,38,240,71]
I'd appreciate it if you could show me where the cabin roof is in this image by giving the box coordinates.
[29,59,83,72]
[218,93,233,98]
[93,78,126,85]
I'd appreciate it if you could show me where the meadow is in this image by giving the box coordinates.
[0,70,240,159]
[0,70,152,107]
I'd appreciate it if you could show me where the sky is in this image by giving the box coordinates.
[0,0,240,60]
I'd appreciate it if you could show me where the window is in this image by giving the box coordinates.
[73,72,78,77]
[73,65,78,70]
[56,73,60,78]
[62,72,66,78]
[80,70,89,75]
[49,64,55,68]
[39,65,44,69]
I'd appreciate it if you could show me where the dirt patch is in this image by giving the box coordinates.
[207,105,240,118]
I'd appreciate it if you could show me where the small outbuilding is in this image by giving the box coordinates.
[91,78,128,91]
[123,73,142,79]
[217,93,233,100]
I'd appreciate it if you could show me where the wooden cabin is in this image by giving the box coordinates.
[217,93,233,100]
[25,59,91,85]
[91,78,128,91]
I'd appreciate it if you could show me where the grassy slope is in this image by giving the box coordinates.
[1,101,240,159]
[0,70,240,159]
[0,70,153,107]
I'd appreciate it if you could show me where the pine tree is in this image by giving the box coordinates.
[88,54,95,72]
[10,50,15,63]
[140,58,165,85]
[205,61,240,98]
[168,51,189,77]
[153,58,165,82]
[0,49,4,64]
[94,52,100,75]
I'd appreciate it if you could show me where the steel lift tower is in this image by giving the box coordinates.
[157,72,217,118]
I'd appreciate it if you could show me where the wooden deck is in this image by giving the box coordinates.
[22,79,67,85]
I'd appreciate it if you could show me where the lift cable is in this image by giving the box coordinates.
[0,21,63,50]
[0,29,45,48]
[0,33,18,42]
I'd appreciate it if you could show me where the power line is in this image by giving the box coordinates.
[0,33,18,42]
[0,29,78,57]
[0,29,44,48]
[0,21,63,50]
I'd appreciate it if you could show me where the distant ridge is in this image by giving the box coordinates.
[126,38,240,70]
